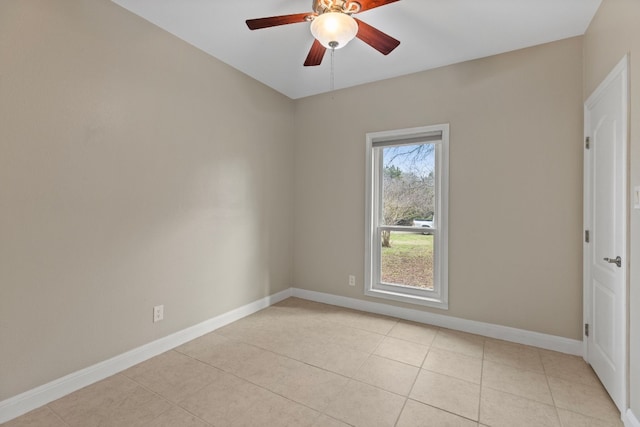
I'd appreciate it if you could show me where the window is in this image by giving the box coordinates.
[365,124,449,308]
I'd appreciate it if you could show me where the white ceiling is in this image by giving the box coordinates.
[111,0,601,99]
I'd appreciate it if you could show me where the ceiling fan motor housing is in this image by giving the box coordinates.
[312,0,361,15]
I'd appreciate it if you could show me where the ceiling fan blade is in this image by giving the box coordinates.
[246,13,312,30]
[356,0,401,13]
[354,18,400,55]
[304,39,327,66]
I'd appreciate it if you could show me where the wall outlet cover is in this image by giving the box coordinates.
[153,305,164,323]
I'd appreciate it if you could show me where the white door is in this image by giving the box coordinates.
[584,56,628,413]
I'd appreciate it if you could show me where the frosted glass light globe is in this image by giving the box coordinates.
[310,12,358,49]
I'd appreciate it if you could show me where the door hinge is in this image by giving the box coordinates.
[585,323,589,337]
[585,136,590,149]
[585,230,590,243]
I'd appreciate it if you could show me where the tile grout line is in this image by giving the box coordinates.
[116,373,215,427]
[44,372,194,427]
[478,339,486,425]
[392,397,410,427]
[178,330,357,383]
[202,304,596,425]
[210,303,617,425]
[538,350,619,425]
[125,352,323,425]
[168,314,374,422]
[393,343,430,427]
[44,404,71,427]
[537,347,564,427]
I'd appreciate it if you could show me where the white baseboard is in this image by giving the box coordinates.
[291,288,583,356]
[0,288,292,424]
[624,409,640,427]
[0,286,589,424]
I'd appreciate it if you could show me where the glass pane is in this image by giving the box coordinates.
[381,143,435,227]
[380,230,434,290]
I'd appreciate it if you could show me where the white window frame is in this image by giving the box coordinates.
[365,124,449,309]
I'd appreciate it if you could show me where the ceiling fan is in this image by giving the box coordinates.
[246,0,401,66]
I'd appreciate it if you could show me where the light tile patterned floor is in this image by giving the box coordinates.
[3,297,623,427]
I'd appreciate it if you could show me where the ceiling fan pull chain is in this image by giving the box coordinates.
[330,47,335,91]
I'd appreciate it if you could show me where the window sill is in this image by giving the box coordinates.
[364,287,448,310]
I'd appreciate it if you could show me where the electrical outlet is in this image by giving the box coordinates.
[348,275,356,287]
[153,305,164,323]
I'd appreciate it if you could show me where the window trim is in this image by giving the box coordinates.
[364,124,449,309]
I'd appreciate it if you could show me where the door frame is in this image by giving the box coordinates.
[583,54,629,413]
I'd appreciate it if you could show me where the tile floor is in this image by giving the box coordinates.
[3,297,623,427]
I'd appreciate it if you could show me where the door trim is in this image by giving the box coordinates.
[583,54,629,413]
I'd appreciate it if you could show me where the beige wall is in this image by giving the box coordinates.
[584,0,640,416]
[0,0,294,400]
[0,0,594,407]
[293,37,584,340]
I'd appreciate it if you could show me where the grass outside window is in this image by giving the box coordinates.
[381,232,434,290]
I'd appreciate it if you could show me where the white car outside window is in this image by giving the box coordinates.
[413,219,433,228]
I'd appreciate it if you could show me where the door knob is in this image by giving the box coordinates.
[604,256,622,267]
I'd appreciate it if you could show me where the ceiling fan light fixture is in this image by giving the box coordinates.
[310,12,358,49]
